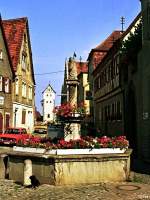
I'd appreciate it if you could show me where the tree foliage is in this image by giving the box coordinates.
[121,19,142,60]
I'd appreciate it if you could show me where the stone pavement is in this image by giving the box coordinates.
[0,179,150,200]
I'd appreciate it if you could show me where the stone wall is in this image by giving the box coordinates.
[7,149,132,185]
[8,154,55,185]
[0,154,8,179]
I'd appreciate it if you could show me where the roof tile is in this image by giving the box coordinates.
[88,31,122,69]
[75,61,88,75]
[94,30,122,51]
[2,17,27,72]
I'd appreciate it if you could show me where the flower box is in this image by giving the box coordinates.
[56,148,126,155]
[13,146,126,155]
[13,146,56,154]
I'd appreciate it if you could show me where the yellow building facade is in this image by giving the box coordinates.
[3,18,35,133]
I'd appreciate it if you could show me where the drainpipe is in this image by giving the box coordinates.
[14,108,18,127]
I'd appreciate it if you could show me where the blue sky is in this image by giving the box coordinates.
[1,0,140,112]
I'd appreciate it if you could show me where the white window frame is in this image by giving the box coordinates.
[22,82,26,97]
[0,96,4,105]
[22,54,26,70]
[28,86,32,100]
[5,78,9,93]
[0,50,3,60]
[15,78,19,95]
[0,76,2,91]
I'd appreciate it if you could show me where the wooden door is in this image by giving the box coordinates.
[0,113,3,133]
[5,114,10,129]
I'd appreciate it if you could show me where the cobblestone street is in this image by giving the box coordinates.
[0,179,150,200]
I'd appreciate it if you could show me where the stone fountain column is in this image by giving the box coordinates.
[64,57,81,141]
[24,159,32,186]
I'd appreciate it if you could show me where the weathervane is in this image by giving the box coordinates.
[73,51,77,59]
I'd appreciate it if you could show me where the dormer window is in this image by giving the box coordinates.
[0,50,3,60]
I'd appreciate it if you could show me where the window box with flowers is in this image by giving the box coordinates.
[13,136,129,155]
[11,135,131,185]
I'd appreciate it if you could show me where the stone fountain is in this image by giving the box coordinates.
[64,57,81,141]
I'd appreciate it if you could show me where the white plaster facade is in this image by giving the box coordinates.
[13,103,34,133]
[42,84,56,123]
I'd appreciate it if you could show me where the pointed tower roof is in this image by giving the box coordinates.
[42,84,56,94]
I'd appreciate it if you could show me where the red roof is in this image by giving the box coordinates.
[92,51,107,70]
[35,110,42,120]
[88,31,122,69]
[2,18,27,72]
[76,61,88,75]
[94,31,122,51]
[0,17,15,78]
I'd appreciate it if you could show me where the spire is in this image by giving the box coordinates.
[79,56,82,62]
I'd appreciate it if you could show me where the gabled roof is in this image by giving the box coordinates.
[94,31,122,51]
[93,13,141,75]
[87,31,122,70]
[76,61,88,76]
[93,36,121,75]
[87,31,122,66]
[35,109,42,120]
[2,18,27,72]
[2,17,35,84]
[42,84,56,94]
[0,16,15,78]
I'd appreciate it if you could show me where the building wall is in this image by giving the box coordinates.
[88,52,107,120]
[0,25,13,132]
[12,29,35,133]
[78,73,90,114]
[88,57,95,118]
[93,46,123,136]
[137,0,150,160]
[95,92,124,136]
[92,14,142,157]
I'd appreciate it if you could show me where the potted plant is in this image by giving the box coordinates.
[53,102,87,121]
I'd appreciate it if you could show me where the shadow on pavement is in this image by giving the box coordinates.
[131,157,150,175]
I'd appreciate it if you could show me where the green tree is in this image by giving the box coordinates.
[121,19,142,61]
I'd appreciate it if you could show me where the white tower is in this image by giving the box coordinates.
[41,84,56,123]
